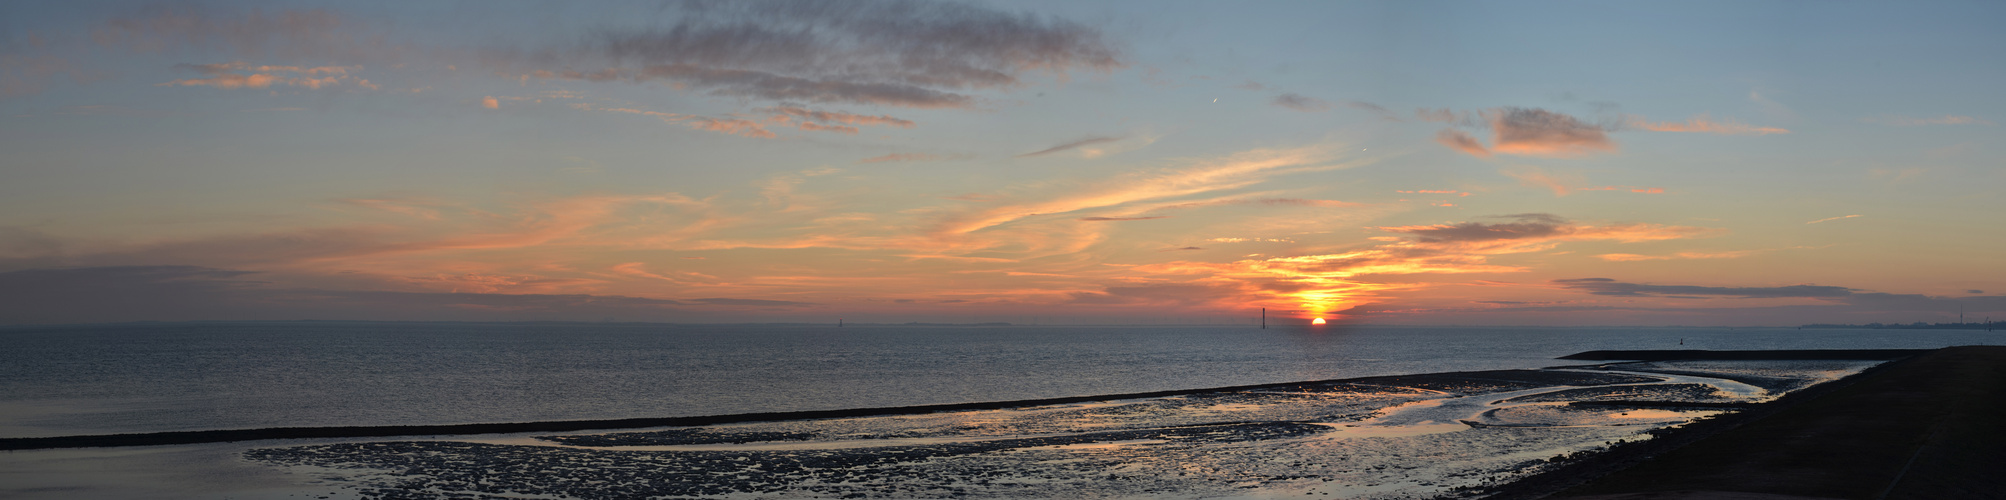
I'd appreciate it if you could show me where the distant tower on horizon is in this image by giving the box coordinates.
[1261,308,1266,329]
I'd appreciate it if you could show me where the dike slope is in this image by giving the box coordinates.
[1546,345,2006,499]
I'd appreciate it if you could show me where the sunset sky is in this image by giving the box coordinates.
[2,1,2002,326]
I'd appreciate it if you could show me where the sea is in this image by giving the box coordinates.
[1,321,2000,439]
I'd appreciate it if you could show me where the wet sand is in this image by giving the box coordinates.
[229,362,1881,499]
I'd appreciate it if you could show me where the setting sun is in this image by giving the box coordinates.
[1311,318,1327,325]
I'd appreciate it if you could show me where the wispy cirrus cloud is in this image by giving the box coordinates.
[1135,196,1364,215]
[1496,167,1664,197]
[856,152,968,164]
[758,106,915,128]
[1435,129,1491,157]
[1345,101,1400,120]
[1015,136,1122,158]
[1,48,94,99]
[571,103,776,138]
[1498,165,1583,196]
[1862,115,1995,126]
[936,143,1364,237]
[1597,250,1756,262]
[1425,107,1786,158]
[1272,93,1332,112]
[1806,214,1863,224]
[160,61,377,90]
[1079,216,1169,221]
[1376,213,1718,253]
[610,262,723,285]
[1396,190,1470,197]
[1624,114,1788,135]
[1578,186,1665,194]
[1553,278,1852,298]
[93,6,399,63]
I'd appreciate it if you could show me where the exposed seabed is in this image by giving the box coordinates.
[221,359,1878,500]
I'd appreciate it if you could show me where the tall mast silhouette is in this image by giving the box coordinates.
[1261,308,1266,329]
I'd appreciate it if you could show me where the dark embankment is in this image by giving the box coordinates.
[1489,346,2005,500]
[0,368,1612,451]
[1558,349,1928,361]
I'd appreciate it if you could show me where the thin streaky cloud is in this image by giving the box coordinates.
[1015,136,1121,158]
[1552,278,1852,298]
[857,153,967,164]
[159,62,377,90]
[1435,129,1489,157]
[937,143,1360,237]
[1272,93,1332,112]
[1345,101,1400,120]
[1079,216,1169,221]
[1806,214,1863,224]
[1625,114,1788,135]
[1862,115,1995,126]
[1597,250,1756,262]
[759,107,916,128]
[572,103,777,139]
[1498,166,1582,196]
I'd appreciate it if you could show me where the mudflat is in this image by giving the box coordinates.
[1553,345,2006,499]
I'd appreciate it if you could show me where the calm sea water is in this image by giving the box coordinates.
[1,321,1999,438]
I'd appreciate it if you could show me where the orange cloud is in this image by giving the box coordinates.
[1139,197,1364,215]
[1626,114,1788,135]
[1428,107,1616,158]
[932,144,1364,238]
[481,96,500,109]
[791,121,859,134]
[1499,166,1584,196]
[1485,107,1616,157]
[1435,129,1490,157]
[1597,250,1755,262]
[573,103,777,139]
[160,62,371,90]
[760,107,915,128]
[1580,186,1665,194]
[610,262,724,285]
[1377,213,1718,254]
[1127,214,1720,317]
[1207,237,1292,243]
[1015,136,1122,158]
[687,117,775,138]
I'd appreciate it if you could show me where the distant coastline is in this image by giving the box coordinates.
[1800,321,2001,330]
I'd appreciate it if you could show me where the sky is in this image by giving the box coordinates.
[1,0,2002,326]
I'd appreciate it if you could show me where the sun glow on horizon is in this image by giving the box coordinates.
[1311,317,1327,325]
